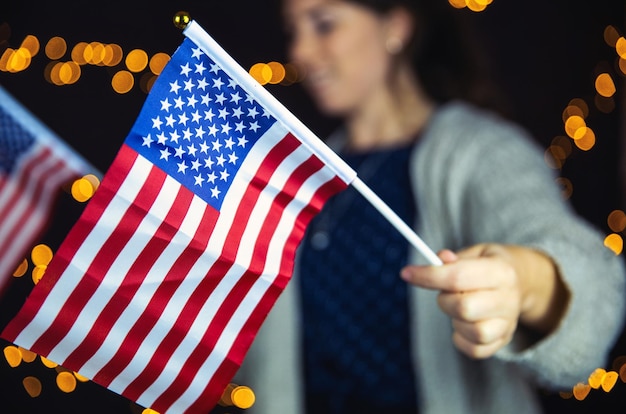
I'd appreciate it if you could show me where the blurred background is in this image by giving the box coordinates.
[1,0,625,412]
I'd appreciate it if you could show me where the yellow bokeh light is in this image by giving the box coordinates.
[73,371,90,382]
[448,0,467,8]
[595,73,616,97]
[466,0,487,12]
[13,258,28,277]
[149,52,171,75]
[71,42,89,65]
[32,264,46,284]
[142,409,160,414]
[40,356,58,368]
[22,376,42,398]
[18,346,37,363]
[4,345,22,368]
[7,47,32,72]
[604,25,620,47]
[267,61,286,84]
[31,244,53,266]
[231,385,255,409]
[619,57,626,76]
[607,210,626,233]
[102,43,124,67]
[126,49,149,73]
[604,233,623,255]
[572,382,591,400]
[573,127,595,151]
[49,62,66,86]
[249,62,272,85]
[45,36,67,60]
[21,35,40,58]
[564,115,586,139]
[71,177,95,202]
[56,371,77,393]
[59,61,81,85]
[601,371,618,392]
[588,367,606,389]
[112,70,135,94]
[616,37,626,59]
[88,42,106,65]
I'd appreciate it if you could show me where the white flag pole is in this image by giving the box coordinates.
[183,19,442,266]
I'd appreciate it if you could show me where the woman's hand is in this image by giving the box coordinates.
[400,244,569,359]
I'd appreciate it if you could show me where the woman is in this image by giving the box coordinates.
[236,0,626,413]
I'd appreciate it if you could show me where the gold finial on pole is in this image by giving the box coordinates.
[173,11,191,30]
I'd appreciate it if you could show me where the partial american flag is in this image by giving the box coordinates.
[0,84,95,296]
[2,21,355,413]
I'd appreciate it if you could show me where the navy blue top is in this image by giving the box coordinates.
[298,142,418,414]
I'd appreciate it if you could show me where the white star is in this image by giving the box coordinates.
[201,93,211,106]
[208,124,219,136]
[187,143,198,157]
[205,157,215,170]
[228,152,239,164]
[218,108,229,120]
[207,171,217,183]
[210,63,220,74]
[199,141,210,154]
[212,139,223,152]
[224,137,235,150]
[197,78,209,91]
[174,96,185,110]
[156,132,168,145]
[228,78,238,89]
[169,130,181,144]
[178,112,189,126]
[169,80,181,94]
[165,114,176,128]
[160,98,172,112]
[191,159,201,171]
[182,128,193,141]
[151,116,163,130]
[177,160,188,173]
[213,77,224,89]
[215,92,227,105]
[249,121,260,132]
[184,79,194,92]
[187,94,198,108]
[204,109,215,121]
[195,61,206,75]
[219,169,230,181]
[235,121,245,133]
[230,91,242,104]
[232,107,244,118]
[216,154,226,167]
[194,173,204,186]
[237,136,249,147]
[210,186,221,198]
[245,94,255,104]
[195,126,206,139]
[221,123,232,134]
[180,63,192,76]
[142,133,153,147]
[160,148,171,160]
[175,146,185,158]
[191,110,202,124]
[247,106,259,118]
[191,47,203,59]
[262,108,271,118]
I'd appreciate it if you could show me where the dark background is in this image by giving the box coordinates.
[1,1,625,413]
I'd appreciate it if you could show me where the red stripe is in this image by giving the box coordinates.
[62,184,195,370]
[1,145,138,343]
[120,133,302,404]
[188,174,348,413]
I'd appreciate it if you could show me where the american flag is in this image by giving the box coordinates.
[2,21,355,413]
[0,85,95,296]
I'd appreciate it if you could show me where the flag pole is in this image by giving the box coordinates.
[179,16,442,266]
[351,178,442,265]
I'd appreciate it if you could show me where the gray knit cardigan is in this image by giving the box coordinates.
[236,101,626,413]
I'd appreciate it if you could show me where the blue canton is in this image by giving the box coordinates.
[0,105,35,174]
[125,38,277,210]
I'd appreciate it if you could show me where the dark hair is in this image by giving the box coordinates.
[349,0,509,114]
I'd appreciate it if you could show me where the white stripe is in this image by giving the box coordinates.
[169,162,338,411]
[12,155,153,349]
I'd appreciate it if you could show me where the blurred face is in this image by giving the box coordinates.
[282,0,394,116]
